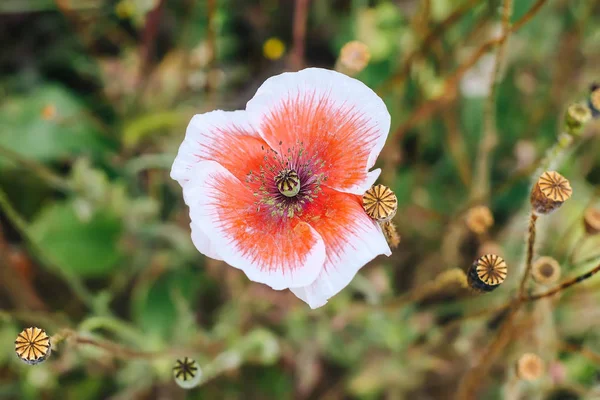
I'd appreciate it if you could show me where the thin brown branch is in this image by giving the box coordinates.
[470,0,513,202]
[511,0,548,32]
[206,0,217,94]
[291,0,309,70]
[381,0,481,93]
[442,106,472,187]
[391,0,549,144]
[55,329,188,360]
[525,262,600,301]
[562,342,600,364]
[0,144,72,192]
[455,305,519,399]
[139,0,166,78]
[519,213,538,296]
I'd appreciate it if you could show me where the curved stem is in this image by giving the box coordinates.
[518,213,538,296]
[524,262,600,301]
[0,187,94,308]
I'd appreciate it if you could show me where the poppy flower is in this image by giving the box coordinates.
[171,68,392,308]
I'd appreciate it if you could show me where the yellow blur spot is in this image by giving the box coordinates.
[115,0,134,19]
[263,38,285,60]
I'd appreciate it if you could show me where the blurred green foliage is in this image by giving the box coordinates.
[1,0,600,399]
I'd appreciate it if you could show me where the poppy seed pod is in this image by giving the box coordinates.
[530,171,572,215]
[338,41,371,74]
[465,205,494,235]
[362,184,398,223]
[516,353,544,381]
[15,327,51,365]
[564,103,592,136]
[532,256,561,285]
[467,254,508,293]
[173,357,202,389]
[583,207,600,235]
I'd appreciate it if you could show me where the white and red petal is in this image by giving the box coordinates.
[246,68,390,195]
[291,187,391,308]
[190,221,223,261]
[171,110,267,187]
[183,160,326,290]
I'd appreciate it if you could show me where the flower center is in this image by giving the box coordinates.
[275,169,300,197]
[245,141,326,219]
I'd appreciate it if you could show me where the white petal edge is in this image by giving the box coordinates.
[170,110,257,187]
[290,217,391,309]
[183,160,327,290]
[245,67,390,195]
[190,221,223,261]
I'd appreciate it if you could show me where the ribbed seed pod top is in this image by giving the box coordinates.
[530,171,572,215]
[362,184,397,222]
[467,254,507,293]
[173,357,202,389]
[15,327,51,365]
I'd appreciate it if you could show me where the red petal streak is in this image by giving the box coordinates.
[172,111,267,186]
[258,91,380,192]
[185,161,326,289]
[291,186,391,308]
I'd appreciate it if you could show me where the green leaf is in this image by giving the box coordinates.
[29,201,123,278]
[0,84,109,167]
[133,268,199,339]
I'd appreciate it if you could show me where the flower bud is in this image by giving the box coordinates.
[516,353,544,381]
[564,103,591,136]
[338,41,371,75]
[532,256,561,285]
[465,205,494,235]
[583,207,600,235]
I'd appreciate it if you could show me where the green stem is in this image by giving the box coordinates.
[78,316,144,345]
[0,144,72,192]
[0,186,93,307]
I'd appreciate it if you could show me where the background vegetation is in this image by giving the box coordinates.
[1,0,600,399]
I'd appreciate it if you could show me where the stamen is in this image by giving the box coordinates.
[245,140,326,219]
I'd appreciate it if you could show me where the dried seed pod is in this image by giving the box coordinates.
[583,207,600,235]
[532,256,561,285]
[465,205,494,235]
[338,41,371,74]
[516,353,544,381]
[15,327,51,365]
[564,103,591,136]
[362,184,397,223]
[382,220,400,248]
[173,357,202,389]
[467,254,507,293]
[530,171,572,215]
